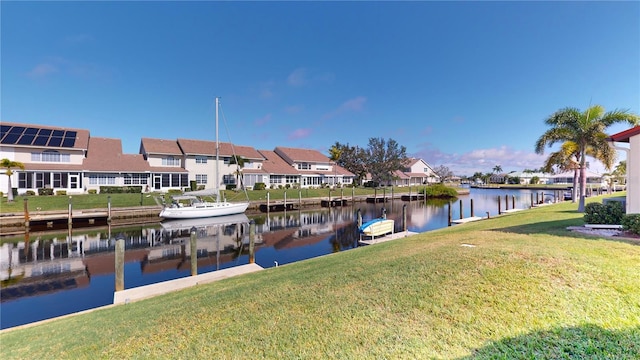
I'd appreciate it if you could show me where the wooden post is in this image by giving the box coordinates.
[299,190,302,208]
[448,202,452,226]
[470,198,474,217]
[68,196,73,226]
[266,192,270,213]
[383,187,386,202]
[190,227,197,276]
[357,209,362,228]
[249,220,255,264]
[108,195,112,223]
[374,188,377,202]
[284,191,287,210]
[505,193,509,211]
[23,198,30,229]
[459,199,463,219]
[115,237,125,292]
[531,193,534,208]
[402,204,407,232]
[536,192,539,205]
[351,186,355,203]
[498,196,502,214]
[512,195,515,210]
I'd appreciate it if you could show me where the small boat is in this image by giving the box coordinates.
[159,98,249,219]
[359,218,395,239]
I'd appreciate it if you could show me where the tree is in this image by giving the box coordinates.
[328,142,368,185]
[364,138,408,186]
[432,165,453,183]
[535,105,639,212]
[1,158,25,202]
[492,165,502,174]
[540,141,581,202]
[228,155,246,190]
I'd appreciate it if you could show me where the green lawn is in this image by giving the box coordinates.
[1,195,638,359]
[0,185,434,213]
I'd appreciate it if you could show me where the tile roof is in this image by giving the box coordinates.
[258,150,300,175]
[274,147,330,164]
[140,138,182,155]
[23,163,85,171]
[177,138,264,160]
[83,137,151,172]
[608,126,640,143]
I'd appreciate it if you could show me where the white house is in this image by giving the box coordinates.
[609,126,640,214]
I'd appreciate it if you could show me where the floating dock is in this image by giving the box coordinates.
[320,199,348,207]
[259,202,298,212]
[359,231,418,245]
[400,194,425,201]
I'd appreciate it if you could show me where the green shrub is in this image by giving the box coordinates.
[621,214,640,235]
[584,202,626,224]
[421,184,458,198]
[38,188,54,196]
[88,189,97,194]
[167,189,183,194]
[56,190,67,196]
[99,186,143,194]
[226,184,236,190]
[254,182,266,191]
[25,190,36,196]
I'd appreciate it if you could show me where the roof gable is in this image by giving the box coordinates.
[258,150,300,175]
[140,138,182,155]
[609,126,640,143]
[274,146,330,164]
[84,137,151,172]
[177,138,263,160]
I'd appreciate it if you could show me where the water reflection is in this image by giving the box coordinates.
[0,188,556,329]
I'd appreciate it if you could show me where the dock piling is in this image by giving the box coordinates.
[190,227,197,276]
[115,237,125,292]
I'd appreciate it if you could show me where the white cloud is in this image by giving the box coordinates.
[288,128,311,140]
[255,114,272,126]
[287,68,307,87]
[27,63,58,78]
[323,96,367,119]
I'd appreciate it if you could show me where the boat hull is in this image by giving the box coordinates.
[359,218,395,238]
[159,202,249,219]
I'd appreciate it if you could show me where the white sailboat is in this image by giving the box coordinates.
[159,98,249,219]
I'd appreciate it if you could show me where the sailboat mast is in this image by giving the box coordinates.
[215,97,220,202]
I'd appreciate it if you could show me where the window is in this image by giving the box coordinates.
[196,174,208,184]
[285,176,299,184]
[123,173,148,185]
[195,156,208,164]
[88,174,116,185]
[53,173,67,188]
[223,174,235,185]
[297,163,311,170]
[162,157,180,166]
[31,150,70,162]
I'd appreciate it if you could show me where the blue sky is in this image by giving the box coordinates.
[2,1,639,175]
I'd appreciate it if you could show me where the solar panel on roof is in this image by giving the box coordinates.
[0,125,10,139]
[52,130,64,137]
[34,128,53,146]
[60,131,78,148]
[17,134,36,145]
[24,128,39,135]
[2,133,20,144]
[48,136,63,147]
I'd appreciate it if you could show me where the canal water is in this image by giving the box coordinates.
[0,188,558,329]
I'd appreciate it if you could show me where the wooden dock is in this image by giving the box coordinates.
[365,196,388,203]
[258,202,298,212]
[400,194,425,201]
[320,199,348,207]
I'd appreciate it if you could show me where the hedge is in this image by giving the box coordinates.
[584,202,625,225]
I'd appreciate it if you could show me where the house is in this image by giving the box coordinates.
[508,171,552,185]
[550,170,605,188]
[273,147,355,188]
[608,126,640,214]
[246,149,302,189]
[176,138,264,190]
[138,138,190,191]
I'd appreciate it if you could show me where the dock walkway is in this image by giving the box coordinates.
[113,263,264,305]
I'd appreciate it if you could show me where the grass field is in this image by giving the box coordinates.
[1,195,638,359]
[0,185,435,213]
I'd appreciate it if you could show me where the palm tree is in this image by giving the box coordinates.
[1,158,25,202]
[535,105,638,212]
[541,141,582,202]
[492,165,502,174]
[228,155,246,191]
